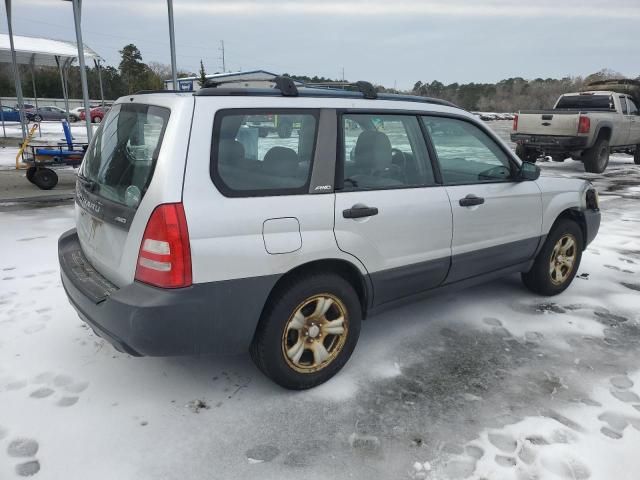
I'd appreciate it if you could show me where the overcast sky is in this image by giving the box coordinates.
[2,0,639,89]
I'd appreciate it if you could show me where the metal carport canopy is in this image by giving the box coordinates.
[0,33,102,66]
[0,33,103,140]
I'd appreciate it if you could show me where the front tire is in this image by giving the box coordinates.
[31,168,58,190]
[583,137,610,173]
[522,219,583,296]
[250,273,362,390]
[33,114,43,122]
[92,116,102,124]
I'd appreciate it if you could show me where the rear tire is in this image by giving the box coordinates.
[31,168,58,190]
[583,137,610,173]
[521,219,583,296]
[250,272,361,390]
[33,114,42,122]
[515,144,537,163]
[92,116,102,124]
[551,155,565,162]
[634,145,640,165]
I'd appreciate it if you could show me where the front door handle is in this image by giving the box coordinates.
[343,204,379,219]
[459,194,485,207]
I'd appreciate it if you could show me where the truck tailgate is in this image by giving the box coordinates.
[517,111,579,136]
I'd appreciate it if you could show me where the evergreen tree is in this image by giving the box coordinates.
[197,60,207,87]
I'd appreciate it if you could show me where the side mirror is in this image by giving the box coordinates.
[517,161,540,181]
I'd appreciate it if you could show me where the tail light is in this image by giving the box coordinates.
[578,116,590,134]
[135,203,192,288]
[512,114,518,131]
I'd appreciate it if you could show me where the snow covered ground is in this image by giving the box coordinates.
[1,128,640,479]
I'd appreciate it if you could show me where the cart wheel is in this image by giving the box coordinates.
[26,166,38,183]
[32,168,58,190]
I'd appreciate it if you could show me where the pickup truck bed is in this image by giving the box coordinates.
[512,90,640,173]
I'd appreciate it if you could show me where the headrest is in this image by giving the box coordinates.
[263,146,299,176]
[354,130,392,171]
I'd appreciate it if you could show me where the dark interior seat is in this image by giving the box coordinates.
[262,146,299,177]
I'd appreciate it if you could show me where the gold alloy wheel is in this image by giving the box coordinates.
[282,294,349,373]
[549,234,577,285]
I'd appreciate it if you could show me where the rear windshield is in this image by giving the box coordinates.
[555,95,614,110]
[80,103,170,208]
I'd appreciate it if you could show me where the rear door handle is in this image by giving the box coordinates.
[343,204,379,219]
[459,194,485,207]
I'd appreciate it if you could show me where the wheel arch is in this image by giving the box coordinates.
[551,208,587,250]
[594,123,612,142]
[262,259,371,321]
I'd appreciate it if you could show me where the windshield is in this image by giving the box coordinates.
[80,103,170,208]
[555,94,614,110]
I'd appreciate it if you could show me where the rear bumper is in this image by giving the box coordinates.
[511,133,589,152]
[584,209,601,247]
[59,229,278,356]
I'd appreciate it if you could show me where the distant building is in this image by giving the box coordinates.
[163,70,302,91]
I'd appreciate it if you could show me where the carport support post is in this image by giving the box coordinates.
[55,56,71,125]
[167,0,178,90]
[30,55,41,137]
[4,0,27,140]
[94,59,105,108]
[0,96,6,138]
[69,0,93,142]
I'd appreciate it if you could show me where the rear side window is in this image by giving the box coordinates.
[211,109,318,196]
[555,95,614,110]
[81,103,169,208]
[422,116,513,185]
[629,98,639,116]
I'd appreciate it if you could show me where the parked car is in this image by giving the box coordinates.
[0,106,21,122]
[26,106,71,122]
[80,106,108,123]
[59,80,601,389]
[512,87,640,172]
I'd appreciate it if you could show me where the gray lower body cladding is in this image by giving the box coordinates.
[59,229,278,356]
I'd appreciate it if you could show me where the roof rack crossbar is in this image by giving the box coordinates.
[273,76,299,97]
[355,81,377,99]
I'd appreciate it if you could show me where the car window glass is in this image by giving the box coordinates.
[629,98,639,116]
[341,114,434,190]
[421,116,513,185]
[81,103,170,208]
[620,97,628,114]
[212,110,317,195]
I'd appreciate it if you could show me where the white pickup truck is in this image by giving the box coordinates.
[511,88,640,173]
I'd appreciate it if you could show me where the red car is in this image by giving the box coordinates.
[80,106,108,123]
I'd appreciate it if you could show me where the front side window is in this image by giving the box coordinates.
[422,116,513,185]
[81,103,169,208]
[341,114,435,190]
[620,97,629,115]
[212,110,317,196]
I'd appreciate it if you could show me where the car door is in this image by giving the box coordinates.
[333,113,453,306]
[421,115,543,284]
[627,97,640,145]
[617,96,631,146]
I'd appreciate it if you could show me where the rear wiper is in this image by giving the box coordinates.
[77,172,98,192]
